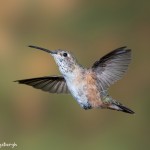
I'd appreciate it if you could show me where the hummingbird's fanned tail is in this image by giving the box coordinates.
[108,102,135,114]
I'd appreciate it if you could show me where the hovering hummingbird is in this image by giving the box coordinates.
[15,45,134,114]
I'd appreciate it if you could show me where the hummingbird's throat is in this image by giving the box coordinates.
[58,63,74,75]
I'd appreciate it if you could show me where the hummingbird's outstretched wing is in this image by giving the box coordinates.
[92,46,131,90]
[15,76,70,94]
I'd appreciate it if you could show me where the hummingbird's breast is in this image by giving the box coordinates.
[83,71,103,108]
[66,69,103,109]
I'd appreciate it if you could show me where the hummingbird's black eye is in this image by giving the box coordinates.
[63,53,68,57]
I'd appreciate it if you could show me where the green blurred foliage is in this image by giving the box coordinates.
[0,0,150,150]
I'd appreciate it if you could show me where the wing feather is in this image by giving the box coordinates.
[92,47,131,90]
[15,76,70,94]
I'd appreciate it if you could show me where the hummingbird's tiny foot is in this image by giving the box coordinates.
[82,104,92,110]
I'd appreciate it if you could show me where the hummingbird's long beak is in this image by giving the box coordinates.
[28,45,57,54]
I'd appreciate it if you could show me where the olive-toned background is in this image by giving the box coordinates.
[0,0,150,150]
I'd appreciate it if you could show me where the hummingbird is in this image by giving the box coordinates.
[15,45,134,114]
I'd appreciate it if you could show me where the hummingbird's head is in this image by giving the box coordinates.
[29,45,78,76]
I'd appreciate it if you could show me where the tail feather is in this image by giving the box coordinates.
[108,103,135,114]
[115,104,134,114]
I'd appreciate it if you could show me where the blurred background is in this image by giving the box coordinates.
[0,0,150,149]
